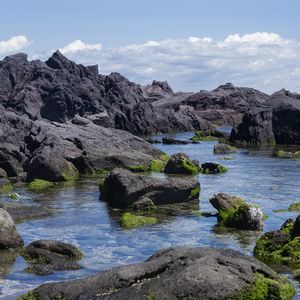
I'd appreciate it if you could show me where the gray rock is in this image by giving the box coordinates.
[21,240,83,275]
[164,153,201,175]
[210,193,244,211]
[213,143,237,154]
[0,208,24,249]
[19,246,294,299]
[101,168,200,208]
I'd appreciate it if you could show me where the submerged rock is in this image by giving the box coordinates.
[101,168,200,208]
[0,208,24,249]
[275,150,300,159]
[18,246,294,300]
[201,162,228,174]
[119,212,158,229]
[161,137,190,145]
[21,240,83,275]
[210,193,264,230]
[190,129,227,142]
[164,153,202,175]
[214,143,237,154]
[254,215,300,268]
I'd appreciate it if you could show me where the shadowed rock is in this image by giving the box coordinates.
[21,240,83,275]
[18,246,294,300]
[0,208,24,249]
[101,168,200,208]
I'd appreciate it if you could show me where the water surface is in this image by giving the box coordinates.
[1,131,300,299]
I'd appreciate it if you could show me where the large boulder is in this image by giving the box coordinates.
[18,246,294,300]
[0,208,24,249]
[164,153,201,175]
[230,92,300,146]
[254,216,300,268]
[101,168,200,208]
[21,240,83,275]
[210,193,264,230]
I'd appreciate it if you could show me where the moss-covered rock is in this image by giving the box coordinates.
[230,272,295,300]
[16,291,38,300]
[0,181,13,193]
[128,154,169,173]
[210,193,264,230]
[119,212,158,229]
[254,216,300,268]
[189,130,227,143]
[6,193,20,200]
[164,152,202,175]
[201,162,228,174]
[214,143,237,155]
[28,179,55,191]
[288,202,300,211]
[132,198,157,211]
[275,150,300,159]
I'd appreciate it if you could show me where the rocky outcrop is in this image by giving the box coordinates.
[0,108,164,181]
[100,168,200,208]
[210,193,264,230]
[164,153,201,175]
[0,208,24,249]
[254,216,300,267]
[21,240,83,275]
[18,246,295,300]
[230,91,300,146]
[181,82,270,125]
[0,52,210,136]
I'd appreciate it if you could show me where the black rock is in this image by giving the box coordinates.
[19,246,294,299]
[101,168,200,208]
[21,240,82,275]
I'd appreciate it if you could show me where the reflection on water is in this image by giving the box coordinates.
[1,131,300,299]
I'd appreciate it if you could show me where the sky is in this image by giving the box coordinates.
[1,0,300,93]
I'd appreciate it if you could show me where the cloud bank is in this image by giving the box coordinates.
[1,33,300,93]
[0,35,31,56]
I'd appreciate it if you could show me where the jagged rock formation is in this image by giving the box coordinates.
[230,90,300,145]
[0,51,209,136]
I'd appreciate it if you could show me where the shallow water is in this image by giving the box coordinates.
[1,131,300,299]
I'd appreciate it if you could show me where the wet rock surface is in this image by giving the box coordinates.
[210,193,264,230]
[18,246,294,300]
[0,208,24,249]
[21,240,83,275]
[230,91,300,145]
[101,168,200,208]
[164,152,201,175]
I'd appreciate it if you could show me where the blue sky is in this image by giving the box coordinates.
[1,0,300,93]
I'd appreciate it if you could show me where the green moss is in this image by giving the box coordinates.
[218,202,261,229]
[275,150,300,159]
[0,182,13,193]
[288,202,300,211]
[229,272,295,300]
[27,179,55,191]
[160,153,170,161]
[217,165,228,173]
[16,291,38,300]
[273,209,287,213]
[7,193,20,200]
[61,164,79,181]
[119,213,158,229]
[189,187,200,199]
[179,159,201,175]
[149,159,165,172]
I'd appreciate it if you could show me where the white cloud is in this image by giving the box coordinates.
[0,35,31,56]
[39,32,300,93]
[59,40,101,54]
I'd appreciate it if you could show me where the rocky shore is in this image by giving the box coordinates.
[1,51,300,299]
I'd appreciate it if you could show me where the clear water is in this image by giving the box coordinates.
[1,131,300,299]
